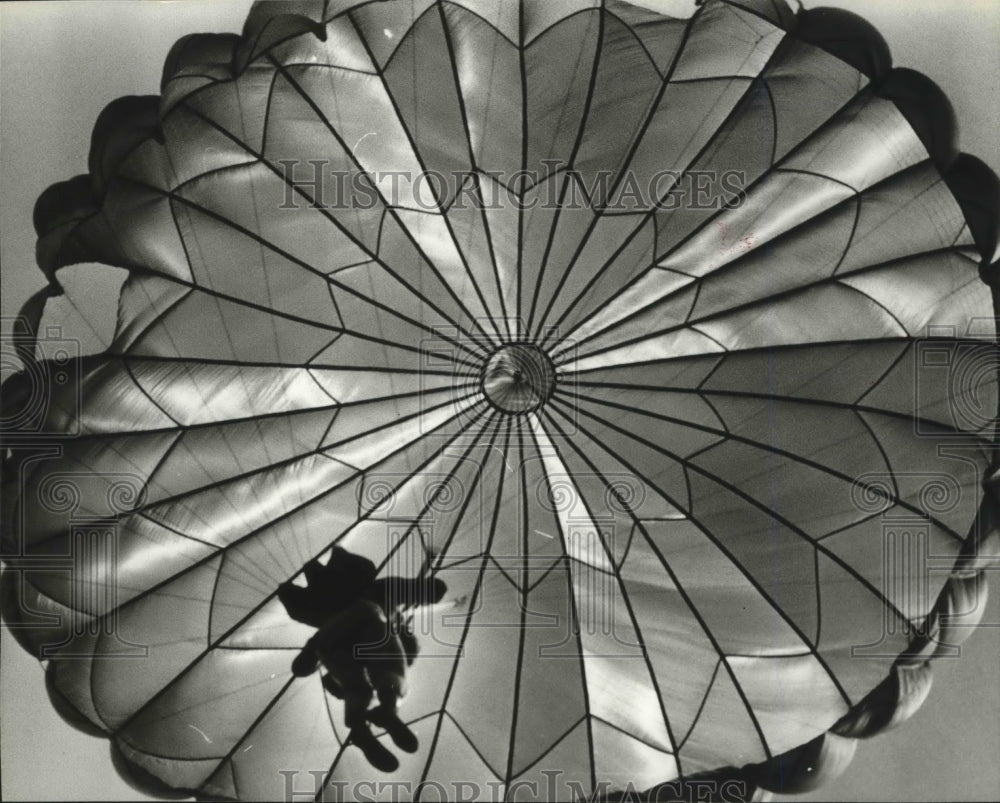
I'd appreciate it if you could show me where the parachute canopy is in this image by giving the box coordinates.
[3,0,999,800]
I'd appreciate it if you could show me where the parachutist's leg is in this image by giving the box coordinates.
[291,642,320,677]
[364,628,408,708]
[321,673,344,699]
[367,706,418,754]
[342,676,374,731]
[325,650,374,730]
[348,724,399,773]
[367,659,407,714]
[358,620,417,752]
[399,624,419,667]
[364,632,417,754]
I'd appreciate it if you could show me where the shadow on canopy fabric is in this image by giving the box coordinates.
[2,0,999,800]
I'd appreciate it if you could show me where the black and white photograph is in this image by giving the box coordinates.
[1,1,998,800]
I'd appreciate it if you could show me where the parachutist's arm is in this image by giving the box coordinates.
[303,559,326,586]
[327,546,378,585]
[278,549,385,627]
[277,582,328,629]
[291,642,320,677]
[367,576,447,612]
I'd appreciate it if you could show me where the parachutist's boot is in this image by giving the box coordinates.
[368,706,418,754]
[349,725,399,773]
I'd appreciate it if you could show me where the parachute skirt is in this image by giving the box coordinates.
[2,0,999,800]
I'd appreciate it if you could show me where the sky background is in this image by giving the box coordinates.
[1,1,999,800]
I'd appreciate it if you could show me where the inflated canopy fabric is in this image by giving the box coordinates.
[831,662,934,740]
[2,0,1000,800]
